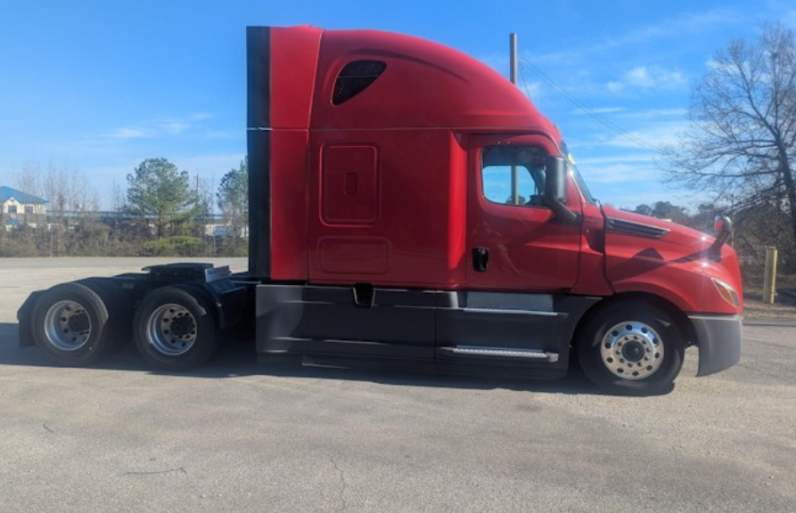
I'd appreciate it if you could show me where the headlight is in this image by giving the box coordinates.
[712,278,740,307]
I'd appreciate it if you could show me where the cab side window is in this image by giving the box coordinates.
[481,145,548,207]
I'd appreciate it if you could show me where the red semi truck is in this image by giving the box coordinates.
[17,26,743,395]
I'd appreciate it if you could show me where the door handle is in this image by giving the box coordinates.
[472,247,489,272]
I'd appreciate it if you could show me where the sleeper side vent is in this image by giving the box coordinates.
[332,60,387,105]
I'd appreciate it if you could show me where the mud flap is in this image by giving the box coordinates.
[16,290,43,348]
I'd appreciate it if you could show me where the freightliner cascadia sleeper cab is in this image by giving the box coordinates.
[17,26,743,395]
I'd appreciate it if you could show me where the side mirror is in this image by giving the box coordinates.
[708,215,733,261]
[714,215,732,235]
[545,156,578,224]
[545,156,567,202]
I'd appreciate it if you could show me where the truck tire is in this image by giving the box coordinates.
[133,286,218,371]
[576,301,684,396]
[30,282,118,366]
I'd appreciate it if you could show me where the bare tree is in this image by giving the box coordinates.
[110,180,125,213]
[15,159,44,199]
[662,22,796,244]
[216,158,248,246]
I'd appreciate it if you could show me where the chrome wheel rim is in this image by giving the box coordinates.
[146,303,197,356]
[600,321,664,380]
[43,300,92,351]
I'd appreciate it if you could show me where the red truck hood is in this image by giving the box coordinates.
[600,205,743,314]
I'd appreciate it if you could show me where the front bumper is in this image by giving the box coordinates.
[689,314,742,376]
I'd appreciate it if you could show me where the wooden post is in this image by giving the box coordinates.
[762,246,778,304]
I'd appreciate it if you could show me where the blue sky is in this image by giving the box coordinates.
[2,0,795,210]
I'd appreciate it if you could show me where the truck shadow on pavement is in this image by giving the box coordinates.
[0,322,619,396]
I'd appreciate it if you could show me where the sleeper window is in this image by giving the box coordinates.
[332,60,387,105]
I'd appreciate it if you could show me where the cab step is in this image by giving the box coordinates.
[438,346,559,363]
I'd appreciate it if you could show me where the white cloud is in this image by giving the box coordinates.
[105,113,213,140]
[570,114,690,154]
[108,127,150,139]
[594,9,744,52]
[572,106,626,116]
[578,160,658,184]
[620,108,688,119]
[607,66,687,93]
[578,158,698,210]
[704,59,741,75]
[577,153,656,166]
[766,1,796,30]
[519,80,545,102]
[520,8,745,70]
[477,53,509,75]
[612,120,688,149]
[159,121,190,135]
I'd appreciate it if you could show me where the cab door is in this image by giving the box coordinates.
[466,134,582,291]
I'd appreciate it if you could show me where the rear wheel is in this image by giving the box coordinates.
[31,282,115,366]
[133,286,218,371]
[577,301,685,395]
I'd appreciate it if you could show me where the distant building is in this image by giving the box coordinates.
[0,185,48,229]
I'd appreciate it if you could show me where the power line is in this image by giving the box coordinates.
[519,57,659,152]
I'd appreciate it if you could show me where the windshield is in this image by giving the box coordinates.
[561,142,597,205]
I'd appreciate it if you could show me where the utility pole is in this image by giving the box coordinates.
[510,33,518,85]
[510,33,519,205]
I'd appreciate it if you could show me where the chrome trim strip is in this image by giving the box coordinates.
[443,345,560,362]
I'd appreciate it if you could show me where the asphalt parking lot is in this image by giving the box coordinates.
[1,258,795,513]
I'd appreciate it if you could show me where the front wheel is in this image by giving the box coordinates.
[577,301,685,396]
[133,286,218,371]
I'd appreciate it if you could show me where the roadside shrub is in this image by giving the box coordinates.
[142,236,203,257]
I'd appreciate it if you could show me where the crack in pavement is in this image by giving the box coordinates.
[328,455,348,512]
[122,467,187,476]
